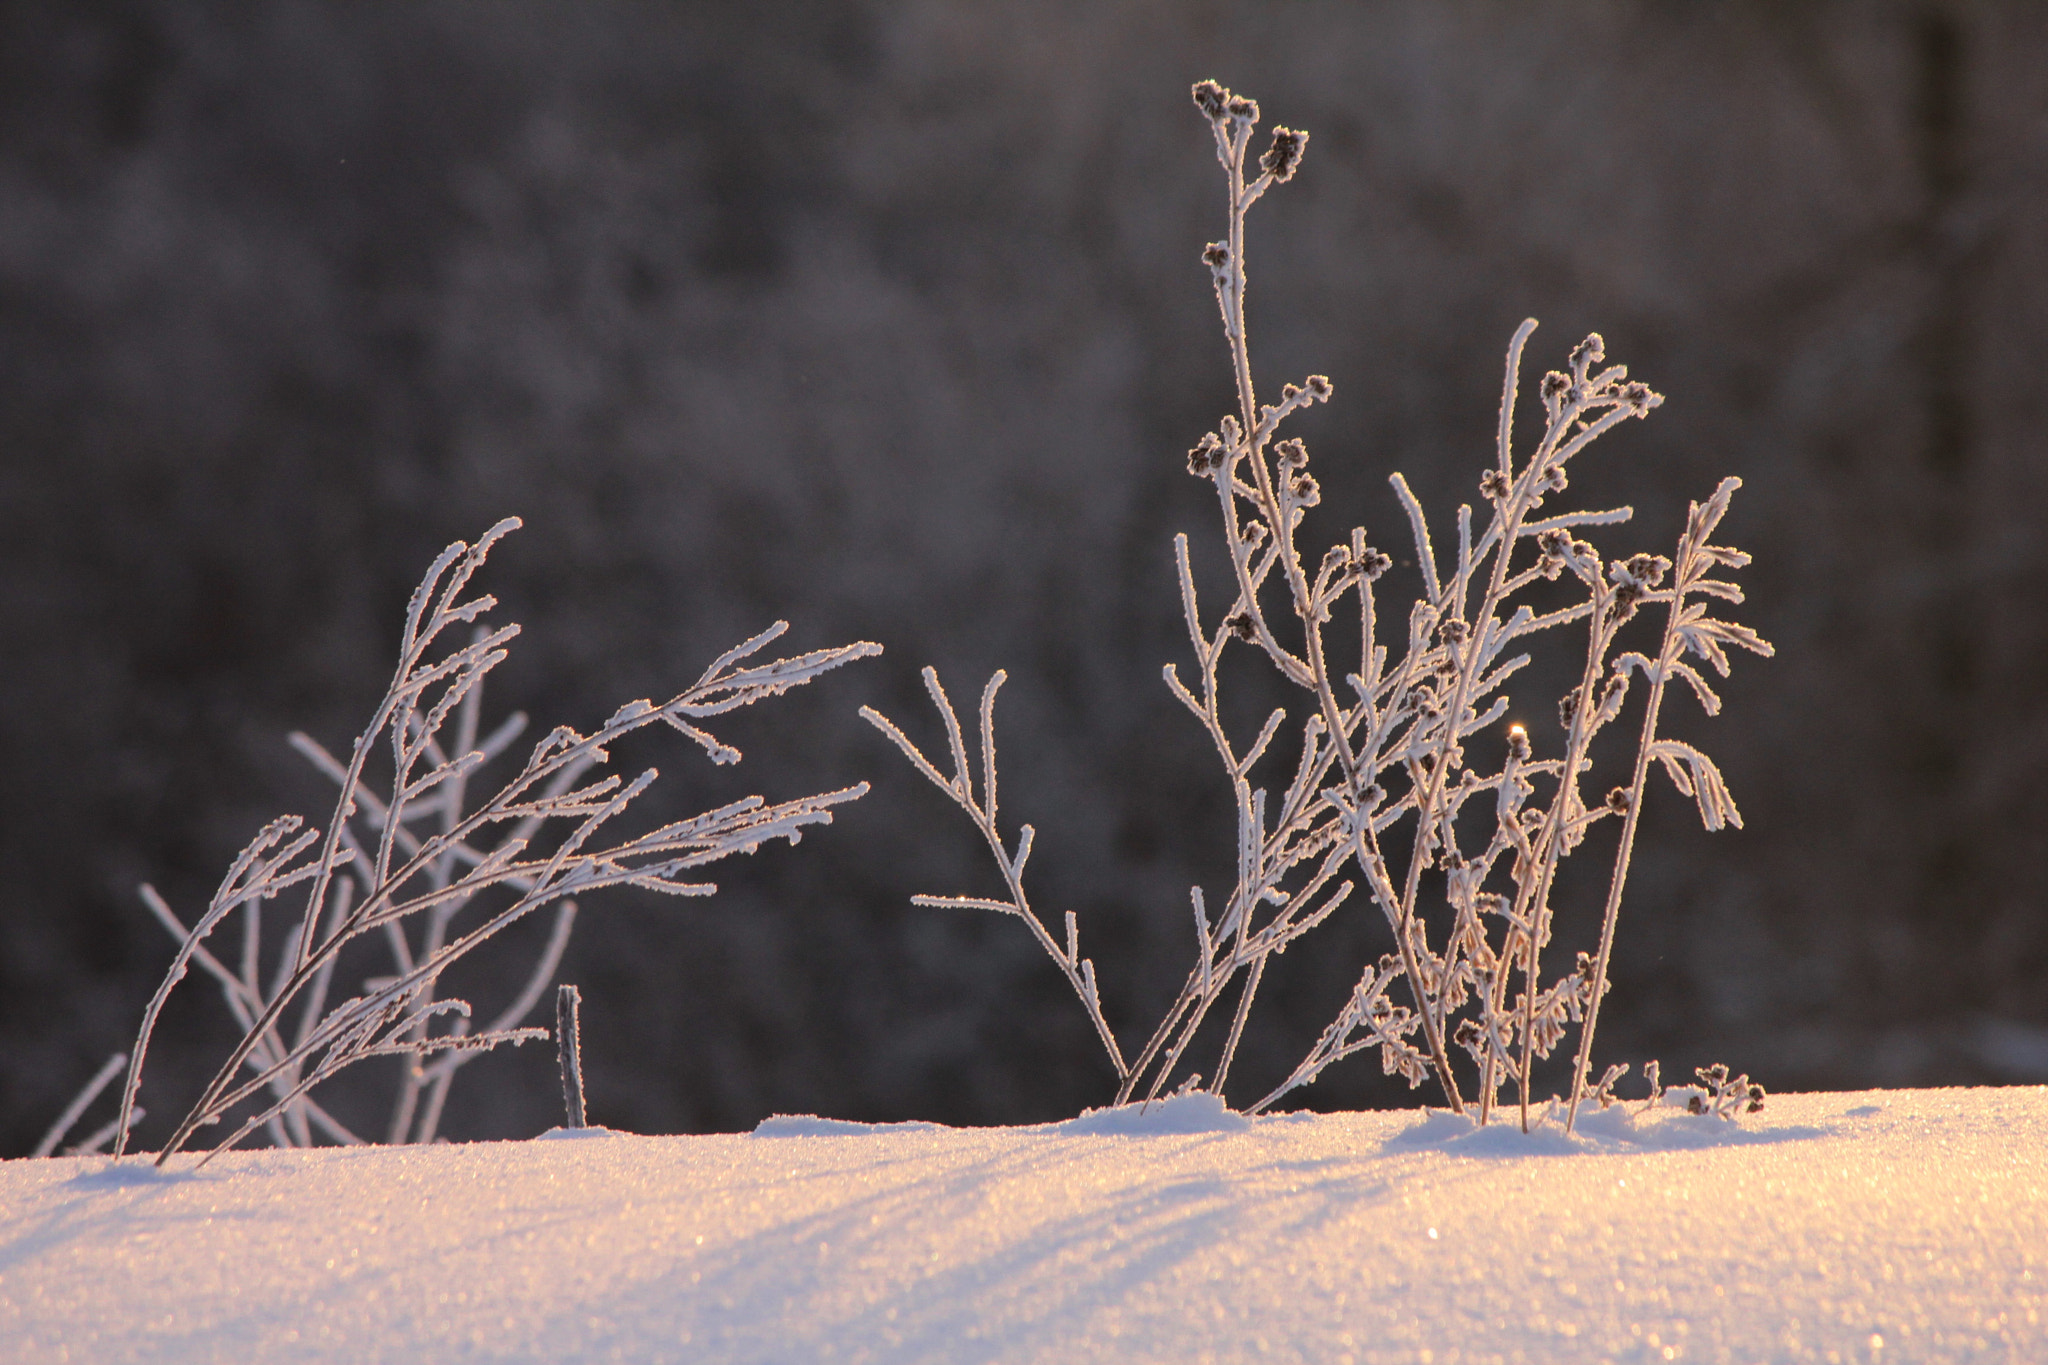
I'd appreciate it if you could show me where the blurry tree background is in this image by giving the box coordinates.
[5,0,2047,1154]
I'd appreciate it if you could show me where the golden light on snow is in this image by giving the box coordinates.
[4,1088,2043,1362]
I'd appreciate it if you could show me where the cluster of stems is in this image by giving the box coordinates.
[119,519,878,1164]
[870,84,1770,1129]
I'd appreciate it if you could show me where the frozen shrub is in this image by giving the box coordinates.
[867,84,1771,1130]
[117,519,877,1165]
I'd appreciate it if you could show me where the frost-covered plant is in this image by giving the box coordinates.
[121,626,574,1155]
[116,518,878,1165]
[1668,1062,1768,1120]
[279,624,576,1148]
[866,83,1771,1131]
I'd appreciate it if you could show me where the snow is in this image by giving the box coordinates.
[1051,1091,1253,1136]
[2,1087,2043,1363]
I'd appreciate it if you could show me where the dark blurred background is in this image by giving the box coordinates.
[4,0,2047,1155]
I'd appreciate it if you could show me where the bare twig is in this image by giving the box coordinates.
[556,983,586,1129]
[34,1052,128,1158]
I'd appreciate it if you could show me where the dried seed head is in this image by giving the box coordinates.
[1540,463,1568,495]
[1192,80,1228,121]
[1219,414,1243,445]
[1541,371,1572,403]
[1276,437,1309,470]
[1478,469,1509,502]
[1304,374,1332,401]
[1570,333,1606,373]
[1187,431,1226,477]
[1260,126,1307,182]
[1239,519,1268,550]
[1358,546,1392,580]
[1226,94,1259,125]
[1618,553,1671,589]
[1202,241,1231,274]
[1319,544,1353,583]
[1289,472,1321,507]
[1438,617,1469,647]
[1605,553,1668,623]
[1507,723,1531,761]
[1606,786,1631,815]
[1558,686,1582,729]
[1225,610,1258,641]
[1622,380,1657,415]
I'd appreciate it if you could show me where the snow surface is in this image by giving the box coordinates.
[2,1088,2042,1363]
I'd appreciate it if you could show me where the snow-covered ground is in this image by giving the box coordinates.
[2,1087,2042,1364]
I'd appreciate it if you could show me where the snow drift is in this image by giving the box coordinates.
[2,1087,2043,1363]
